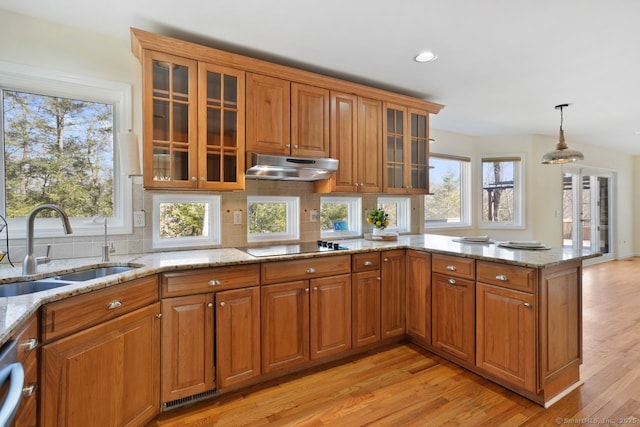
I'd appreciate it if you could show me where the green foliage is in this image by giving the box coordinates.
[320,203,348,231]
[425,168,461,221]
[160,203,206,238]
[3,90,113,218]
[248,202,286,234]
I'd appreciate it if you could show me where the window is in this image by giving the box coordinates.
[377,197,411,233]
[480,155,524,228]
[425,154,471,228]
[152,194,221,249]
[0,61,132,237]
[247,196,299,243]
[320,196,362,238]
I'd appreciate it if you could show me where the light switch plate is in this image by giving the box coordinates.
[233,210,243,225]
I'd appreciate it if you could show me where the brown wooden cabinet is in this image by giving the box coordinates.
[383,104,430,194]
[216,286,261,389]
[405,250,431,346]
[352,270,381,348]
[246,73,291,154]
[476,282,535,392]
[141,50,245,190]
[41,303,160,426]
[12,313,39,427]
[432,271,476,365]
[291,83,330,157]
[161,294,214,403]
[316,93,382,193]
[381,250,405,338]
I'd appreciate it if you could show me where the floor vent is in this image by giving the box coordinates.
[162,389,218,412]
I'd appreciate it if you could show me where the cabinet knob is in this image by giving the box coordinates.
[155,313,163,319]
[363,261,373,266]
[313,286,318,291]
[383,258,389,262]
[208,303,214,308]
[523,302,532,308]
[304,288,310,293]
[377,277,381,281]
[106,300,122,310]
[200,177,205,182]
[294,145,299,148]
[306,267,316,274]
[286,144,291,148]
[20,338,38,352]
[22,384,37,397]
[496,274,508,281]
[447,278,457,285]
[354,183,359,187]
[191,176,197,182]
[446,265,457,271]
[219,301,226,307]
[208,279,221,286]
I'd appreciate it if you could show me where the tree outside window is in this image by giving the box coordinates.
[481,156,523,227]
[425,155,470,228]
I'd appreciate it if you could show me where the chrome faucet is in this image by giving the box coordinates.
[23,204,72,275]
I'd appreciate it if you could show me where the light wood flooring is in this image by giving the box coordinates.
[148,259,640,426]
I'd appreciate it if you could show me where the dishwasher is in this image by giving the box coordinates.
[0,340,24,427]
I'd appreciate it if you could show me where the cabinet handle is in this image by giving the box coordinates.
[106,300,122,310]
[20,338,38,352]
[304,288,310,293]
[523,302,532,308]
[208,279,221,286]
[155,313,163,319]
[286,144,291,148]
[383,258,389,262]
[446,265,457,271]
[363,261,373,266]
[306,267,316,274]
[354,183,359,187]
[22,384,37,397]
[219,301,226,307]
[447,278,457,285]
[495,274,508,281]
[294,144,299,148]
[191,176,197,182]
[377,277,381,281]
[200,177,205,181]
[207,303,214,308]
[313,286,318,291]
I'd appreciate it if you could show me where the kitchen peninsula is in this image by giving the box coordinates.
[0,234,598,425]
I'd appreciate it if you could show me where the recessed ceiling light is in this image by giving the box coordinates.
[415,51,438,63]
[634,130,640,135]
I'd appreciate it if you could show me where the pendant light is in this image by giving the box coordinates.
[541,104,584,164]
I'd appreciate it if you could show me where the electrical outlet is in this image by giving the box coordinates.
[233,210,243,225]
[309,209,319,222]
[133,211,145,227]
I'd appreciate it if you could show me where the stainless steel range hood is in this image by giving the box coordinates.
[245,152,339,181]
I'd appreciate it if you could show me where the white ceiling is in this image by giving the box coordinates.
[2,0,640,154]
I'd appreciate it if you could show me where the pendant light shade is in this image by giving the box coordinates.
[541,104,584,164]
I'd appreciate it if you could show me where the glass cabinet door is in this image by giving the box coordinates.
[409,109,429,193]
[198,64,245,190]
[384,106,406,192]
[143,51,197,188]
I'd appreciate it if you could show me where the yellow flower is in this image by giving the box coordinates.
[376,221,381,227]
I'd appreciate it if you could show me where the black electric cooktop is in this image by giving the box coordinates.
[240,241,348,257]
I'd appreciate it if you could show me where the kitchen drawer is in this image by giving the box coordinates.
[161,264,260,297]
[42,275,159,342]
[432,254,475,280]
[14,313,39,363]
[477,261,535,293]
[261,255,351,284]
[12,313,39,427]
[352,252,381,272]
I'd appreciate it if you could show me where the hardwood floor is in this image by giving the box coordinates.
[148,259,640,426]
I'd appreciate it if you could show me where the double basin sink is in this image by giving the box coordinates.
[0,265,141,298]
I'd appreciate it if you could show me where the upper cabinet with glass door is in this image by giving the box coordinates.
[141,50,245,190]
[383,103,430,194]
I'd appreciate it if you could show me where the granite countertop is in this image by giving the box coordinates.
[0,234,600,345]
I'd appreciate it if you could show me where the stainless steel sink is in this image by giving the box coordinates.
[53,265,139,282]
[0,280,73,297]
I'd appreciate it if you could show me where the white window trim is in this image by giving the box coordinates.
[320,196,362,239]
[479,153,525,229]
[247,196,300,243]
[425,155,472,230]
[0,61,133,238]
[377,197,411,234]
[151,193,221,249]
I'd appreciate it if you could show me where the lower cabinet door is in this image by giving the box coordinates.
[41,303,161,427]
[262,281,310,373]
[216,286,261,388]
[432,273,475,364]
[352,270,381,348]
[160,294,215,403]
[381,250,405,338]
[476,283,535,392]
[405,250,431,345]
[310,274,352,359]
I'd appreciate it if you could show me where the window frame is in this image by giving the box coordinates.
[377,196,411,233]
[151,193,221,249]
[0,61,133,238]
[479,153,525,229]
[425,153,472,229]
[320,196,362,239]
[247,196,300,243]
